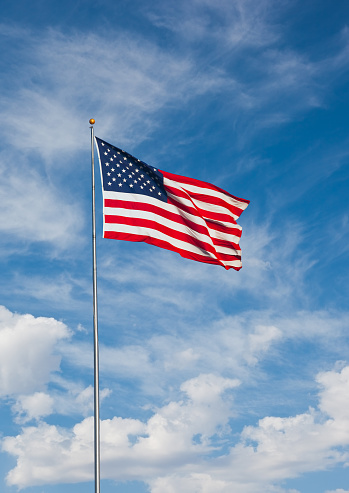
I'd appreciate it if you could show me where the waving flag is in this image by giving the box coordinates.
[95,137,249,270]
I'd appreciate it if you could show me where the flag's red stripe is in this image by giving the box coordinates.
[165,183,245,218]
[166,193,240,228]
[168,194,241,229]
[104,230,242,271]
[104,215,242,262]
[105,215,221,258]
[204,217,241,236]
[165,183,244,218]
[161,170,250,205]
[105,198,214,239]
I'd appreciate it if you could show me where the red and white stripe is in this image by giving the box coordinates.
[102,169,249,271]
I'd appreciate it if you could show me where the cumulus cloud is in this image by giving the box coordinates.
[2,373,238,488]
[0,306,70,397]
[12,392,54,423]
[12,385,111,424]
[3,365,349,492]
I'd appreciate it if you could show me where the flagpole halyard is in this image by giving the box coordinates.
[90,118,100,493]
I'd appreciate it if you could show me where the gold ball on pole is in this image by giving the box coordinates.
[89,118,95,125]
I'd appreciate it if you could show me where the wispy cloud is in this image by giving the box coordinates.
[0,150,84,250]
[0,27,229,161]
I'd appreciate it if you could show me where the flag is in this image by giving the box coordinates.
[95,137,249,270]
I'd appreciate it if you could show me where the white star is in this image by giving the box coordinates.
[112,178,116,181]
[104,152,108,155]
[108,182,111,186]
[123,178,127,182]
[107,172,111,176]
[101,143,105,146]
[130,184,133,188]
[122,169,126,173]
[118,173,121,177]
[118,183,122,187]
[111,168,115,172]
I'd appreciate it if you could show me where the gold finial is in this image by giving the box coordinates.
[89,118,95,125]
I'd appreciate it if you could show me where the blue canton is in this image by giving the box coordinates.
[96,138,168,203]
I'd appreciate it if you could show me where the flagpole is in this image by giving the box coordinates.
[90,118,100,493]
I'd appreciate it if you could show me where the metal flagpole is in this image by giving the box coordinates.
[90,118,100,493]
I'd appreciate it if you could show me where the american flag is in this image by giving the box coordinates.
[95,137,249,270]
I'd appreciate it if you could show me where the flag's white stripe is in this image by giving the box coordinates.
[104,207,241,256]
[208,227,241,243]
[104,222,218,259]
[220,259,242,267]
[189,197,240,221]
[163,176,249,211]
[105,222,242,268]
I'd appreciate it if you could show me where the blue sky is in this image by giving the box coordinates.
[0,1,349,492]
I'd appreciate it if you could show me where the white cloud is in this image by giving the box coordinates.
[317,366,349,423]
[9,272,90,310]
[147,0,280,48]
[145,0,349,135]
[61,317,282,397]
[0,28,228,161]
[0,151,84,250]
[59,304,349,404]
[0,306,70,397]
[149,473,234,493]
[4,365,349,491]
[12,385,111,424]
[1,4,347,168]
[12,392,54,423]
[2,373,237,487]
[326,490,349,493]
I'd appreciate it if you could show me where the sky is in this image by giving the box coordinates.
[0,1,349,492]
